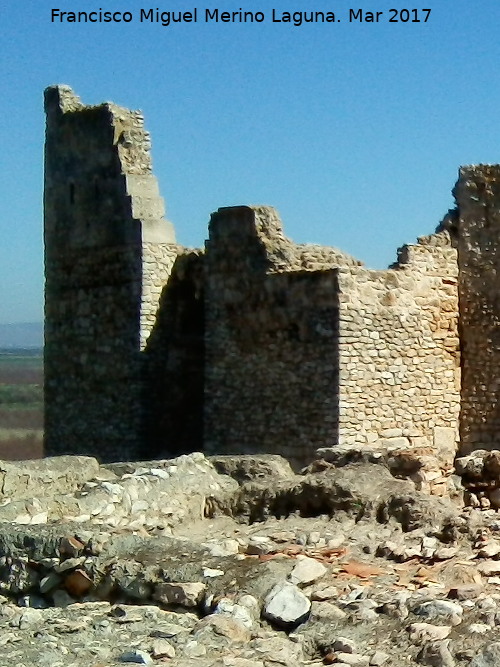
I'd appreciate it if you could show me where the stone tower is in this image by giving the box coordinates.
[454,165,500,454]
[44,85,177,461]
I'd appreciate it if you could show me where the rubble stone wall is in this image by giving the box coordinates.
[203,206,461,467]
[337,240,460,460]
[141,243,179,348]
[143,250,205,459]
[204,206,352,468]
[45,86,500,469]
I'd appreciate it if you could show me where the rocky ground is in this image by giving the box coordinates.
[0,448,500,666]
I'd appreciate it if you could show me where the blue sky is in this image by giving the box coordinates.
[1,0,499,323]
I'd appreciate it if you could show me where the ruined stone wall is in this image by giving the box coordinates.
[141,242,179,348]
[45,86,495,469]
[455,166,500,454]
[203,206,460,469]
[204,206,360,469]
[337,238,460,463]
[44,86,177,461]
[143,249,205,459]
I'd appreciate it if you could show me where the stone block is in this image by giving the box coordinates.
[409,436,431,448]
[433,427,457,465]
[131,195,165,221]
[263,582,310,628]
[288,556,327,586]
[0,456,99,501]
[125,174,160,198]
[154,582,206,608]
[142,217,176,243]
[381,437,410,451]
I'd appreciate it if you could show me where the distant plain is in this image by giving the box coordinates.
[0,349,43,459]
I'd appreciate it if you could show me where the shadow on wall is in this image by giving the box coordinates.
[141,252,205,460]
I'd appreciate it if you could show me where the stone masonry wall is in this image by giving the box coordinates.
[143,250,205,459]
[204,206,364,469]
[455,166,500,454]
[337,237,460,463]
[46,86,500,470]
[141,242,179,349]
[44,86,178,461]
[204,207,460,469]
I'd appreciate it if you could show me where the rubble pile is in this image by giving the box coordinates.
[314,444,456,499]
[1,450,500,666]
[455,450,500,510]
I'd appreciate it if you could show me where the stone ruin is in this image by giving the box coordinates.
[30,84,500,666]
[43,85,500,482]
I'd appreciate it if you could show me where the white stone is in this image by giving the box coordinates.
[215,598,256,629]
[381,437,410,450]
[203,539,240,557]
[263,582,311,627]
[468,623,492,634]
[327,534,346,548]
[335,654,369,666]
[183,640,207,658]
[433,426,457,464]
[477,541,500,558]
[408,623,452,642]
[289,556,327,586]
[478,562,500,576]
[16,609,43,629]
[413,599,463,625]
[203,567,225,578]
[151,639,176,658]
[311,586,339,601]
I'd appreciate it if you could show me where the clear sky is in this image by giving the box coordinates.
[1,0,499,323]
